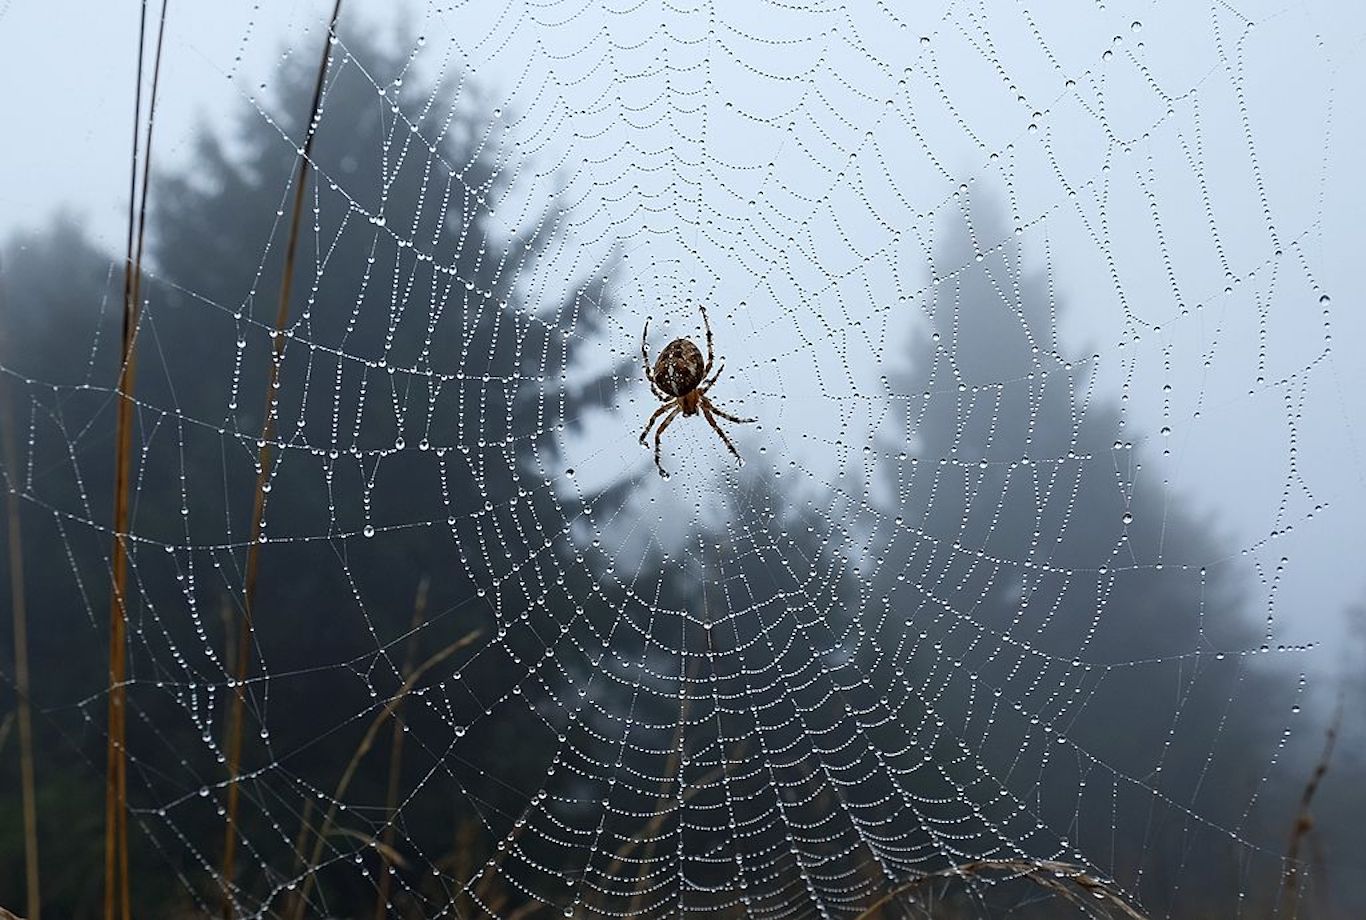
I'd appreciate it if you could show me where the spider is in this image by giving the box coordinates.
[639,305,756,478]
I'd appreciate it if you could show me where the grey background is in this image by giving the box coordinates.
[2,1,1362,679]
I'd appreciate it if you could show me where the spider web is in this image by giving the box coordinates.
[1,0,1359,918]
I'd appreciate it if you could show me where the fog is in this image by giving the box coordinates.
[4,0,1364,655]
[1,1,1364,917]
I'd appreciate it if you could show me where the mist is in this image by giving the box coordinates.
[1,2,1363,918]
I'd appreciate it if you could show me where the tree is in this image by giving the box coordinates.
[864,193,1299,917]
[2,26,625,917]
[1,217,135,917]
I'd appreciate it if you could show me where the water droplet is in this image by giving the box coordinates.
[363,524,376,538]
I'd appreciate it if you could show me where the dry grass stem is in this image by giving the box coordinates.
[2,372,41,918]
[287,627,483,920]
[106,2,170,916]
[851,859,1149,920]
[373,576,430,920]
[284,796,316,920]
[2,242,42,919]
[0,710,13,755]
[616,657,698,914]
[219,3,344,916]
[1280,706,1341,915]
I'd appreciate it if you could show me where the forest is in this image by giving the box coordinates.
[2,14,1364,920]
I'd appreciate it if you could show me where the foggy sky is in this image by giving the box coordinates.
[2,0,1364,683]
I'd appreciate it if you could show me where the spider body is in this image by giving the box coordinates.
[640,306,756,477]
[653,339,706,403]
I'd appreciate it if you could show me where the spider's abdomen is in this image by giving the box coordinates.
[653,338,705,397]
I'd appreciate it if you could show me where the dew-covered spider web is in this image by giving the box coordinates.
[1,0,1362,918]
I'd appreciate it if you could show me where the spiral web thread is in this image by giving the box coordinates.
[0,0,1345,917]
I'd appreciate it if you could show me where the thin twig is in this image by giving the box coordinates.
[219,4,344,916]
[1,224,41,920]
[288,627,483,920]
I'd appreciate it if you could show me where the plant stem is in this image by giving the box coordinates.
[289,628,483,920]
[374,577,430,920]
[219,4,344,916]
[105,0,163,913]
[1,255,42,920]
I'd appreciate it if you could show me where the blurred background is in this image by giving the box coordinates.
[1,1,1363,917]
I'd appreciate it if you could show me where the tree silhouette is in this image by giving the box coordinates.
[865,194,1302,916]
[6,29,1357,920]
[1,217,129,919]
[2,27,625,917]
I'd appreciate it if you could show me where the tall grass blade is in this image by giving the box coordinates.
[288,628,484,920]
[219,4,344,916]
[373,577,430,919]
[1,260,42,919]
[105,0,170,914]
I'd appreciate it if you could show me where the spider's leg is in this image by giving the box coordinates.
[653,406,682,478]
[699,304,714,378]
[700,363,725,393]
[700,400,743,465]
[639,401,674,445]
[702,397,756,425]
[642,319,666,400]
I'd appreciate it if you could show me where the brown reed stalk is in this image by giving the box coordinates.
[219,3,343,916]
[105,1,169,916]
[373,577,431,920]
[288,627,483,920]
[1,348,39,913]
[106,1,147,907]
[2,352,41,918]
